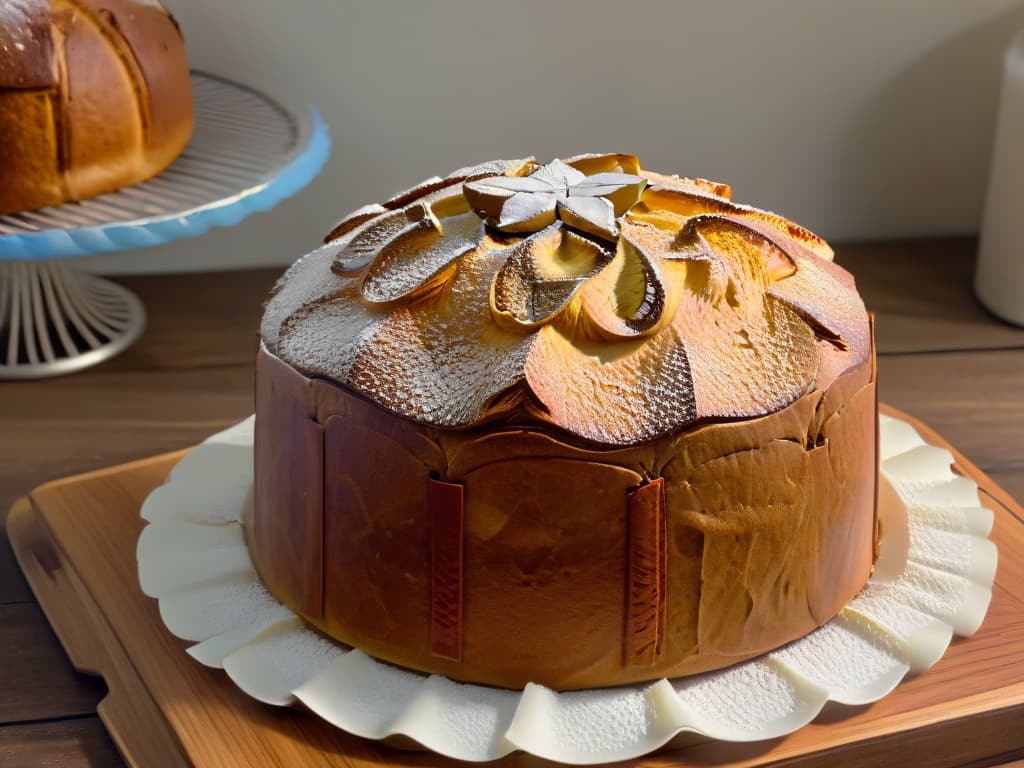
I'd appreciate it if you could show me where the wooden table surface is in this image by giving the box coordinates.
[1,236,1023,767]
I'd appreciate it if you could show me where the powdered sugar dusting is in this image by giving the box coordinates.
[262,242,352,351]
[549,688,654,754]
[770,617,906,694]
[908,477,982,510]
[343,246,535,426]
[525,321,698,444]
[908,525,973,575]
[446,157,535,181]
[422,676,518,756]
[226,621,343,697]
[888,562,968,622]
[361,212,482,304]
[340,654,423,727]
[673,660,800,734]
[188,609,295,667]
[908,504,972,534]
[161,579,281,641]
[278,281,386,384]
[847,582,940,639]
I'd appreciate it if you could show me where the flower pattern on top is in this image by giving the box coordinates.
[263,154,870,445]
[463,159,645,242]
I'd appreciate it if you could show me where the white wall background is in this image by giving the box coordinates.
[83,0,1024,274]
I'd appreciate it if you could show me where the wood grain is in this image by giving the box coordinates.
[878,350,1024,476]
[94,269,280,372]
[0,718,122,767]
[14,457,374,768]
[0,604,106,723]
[837,237,1024,354]
[984,470,1024,524]
[0,504,31,605]
[2,244,1023,765]
[0,365,256,605]
[4,404,1023,768]
[7,492,189,767]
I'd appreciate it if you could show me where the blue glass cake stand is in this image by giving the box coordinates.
[0,72,330,379]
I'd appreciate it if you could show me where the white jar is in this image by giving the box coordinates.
[976,29,1024,327]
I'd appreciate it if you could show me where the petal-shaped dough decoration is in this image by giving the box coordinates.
[557,195,619,241]
[445,157,537,182]
[673,215,797,319]
[361,211,484,305]
[490,224,613,330]
[625,205,694,237]
[563,152,642,176]
[324,203,387,244]
[498,192,560,232]
[577,231,667,340]
[691,214,868,359]
[531,159,586,189]
[345,242,538,427]
[417,183,473,218]
[768,240,871,360]
[468,176,555,196]
[524,322,697,445]
[673,292,818,419]
[466,161,643,236]
[568,172,646,216]
[674,214,795,277]
[332,204,435,277]
[464,176,555,226]
[623,218,729,305]
[640,169,732,200]
[380,176,454,210]
[641,185,834,262]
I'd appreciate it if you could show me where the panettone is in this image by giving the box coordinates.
[0,0,193,214]
[254,153,877,690]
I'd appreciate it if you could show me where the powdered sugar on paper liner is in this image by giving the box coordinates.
[223,617,346,706]
[767,615,909,705]
[137,412,998,764]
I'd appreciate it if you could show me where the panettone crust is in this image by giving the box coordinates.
[254,155,878,690]
[0,0,193,214]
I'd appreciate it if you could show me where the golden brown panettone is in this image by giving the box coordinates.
[0,0,193,214]
[254,154,878,691]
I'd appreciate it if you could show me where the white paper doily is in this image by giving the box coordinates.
[138,413,997,764]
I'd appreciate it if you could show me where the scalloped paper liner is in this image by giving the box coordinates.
[138,413,997,764]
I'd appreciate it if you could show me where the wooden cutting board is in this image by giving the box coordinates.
[7,406,1024,768]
